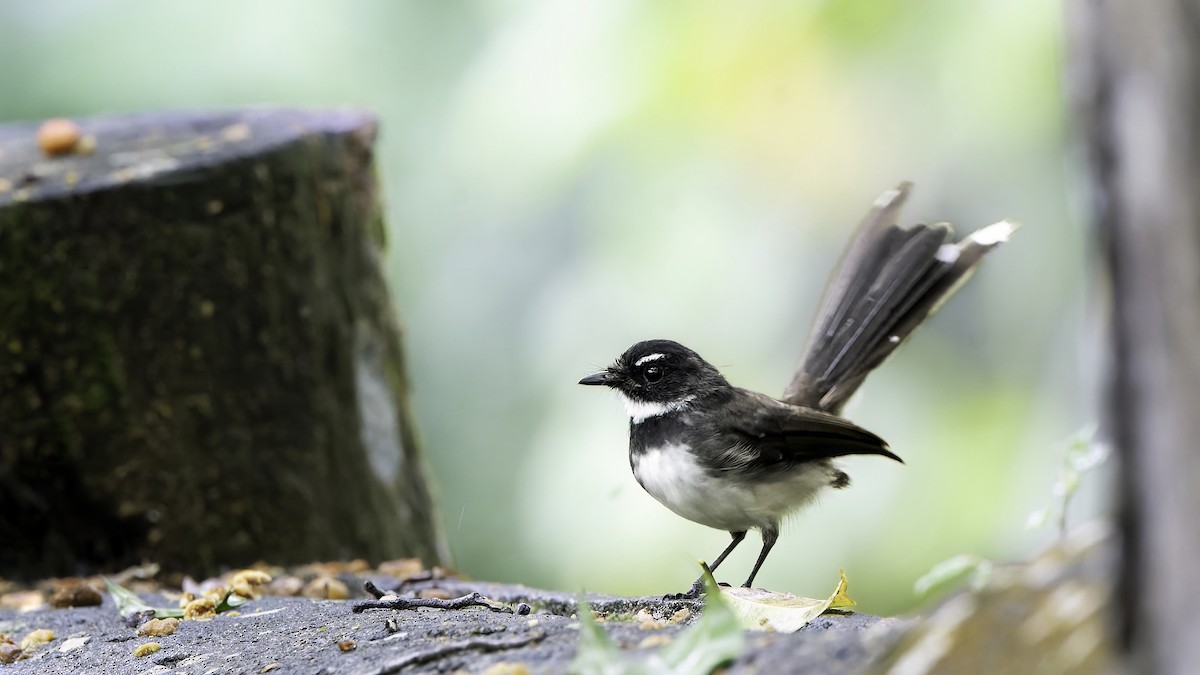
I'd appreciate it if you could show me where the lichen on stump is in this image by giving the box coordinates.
[0,108,448,579]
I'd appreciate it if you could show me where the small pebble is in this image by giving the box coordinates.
[0,642,21,664]
[37,118,82,156]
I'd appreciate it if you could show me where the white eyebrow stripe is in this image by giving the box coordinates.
[634,353,666,367]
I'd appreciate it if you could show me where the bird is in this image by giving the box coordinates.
[579,182,1015,598]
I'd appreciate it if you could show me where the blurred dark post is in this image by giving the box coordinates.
[0,108,448,579]
[1069,2,1200,672]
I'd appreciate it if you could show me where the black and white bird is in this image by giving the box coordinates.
[579,183,1014,597]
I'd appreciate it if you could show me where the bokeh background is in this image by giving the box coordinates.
[0,0,1098,615]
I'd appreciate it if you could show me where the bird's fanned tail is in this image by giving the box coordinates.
[783,183,1016,413]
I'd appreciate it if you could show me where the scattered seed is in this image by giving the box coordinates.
[19,629,54,651]
[183,597,216,621]
[138,618,179,637]
[303,577,349,600]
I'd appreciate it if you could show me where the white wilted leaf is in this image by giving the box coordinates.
[720,570,856,633]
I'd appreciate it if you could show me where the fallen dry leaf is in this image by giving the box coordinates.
[720,569,856,633]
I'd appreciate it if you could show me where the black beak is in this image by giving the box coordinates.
[578,371,610,386]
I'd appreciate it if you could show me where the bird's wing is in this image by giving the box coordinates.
[711,389,901,472]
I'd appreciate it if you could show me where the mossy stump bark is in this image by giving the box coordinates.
[0,108,447,579]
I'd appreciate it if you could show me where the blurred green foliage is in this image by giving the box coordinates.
[0,0,1097,615]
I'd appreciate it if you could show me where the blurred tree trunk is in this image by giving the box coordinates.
[1069,1,1200,672]
[0,108,449,579]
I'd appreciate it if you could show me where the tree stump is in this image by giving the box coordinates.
[0,108,448,579]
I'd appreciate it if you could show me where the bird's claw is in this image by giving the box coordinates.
[663,578,705,601]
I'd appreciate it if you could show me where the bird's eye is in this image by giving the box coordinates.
[643,366,663,383]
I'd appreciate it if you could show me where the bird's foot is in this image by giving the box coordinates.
[663,578,705,601]
[662,577,732,600]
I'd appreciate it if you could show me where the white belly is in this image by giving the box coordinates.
[631,443,833,532]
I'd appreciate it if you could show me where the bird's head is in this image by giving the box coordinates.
[579,339,729,421]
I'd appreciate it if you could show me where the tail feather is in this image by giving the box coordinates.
[821,223,952,381]
[782,183,1015,412]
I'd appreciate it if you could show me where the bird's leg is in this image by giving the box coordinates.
[664,531,747,600]
[708,530,748,573]
[740,526,779,589]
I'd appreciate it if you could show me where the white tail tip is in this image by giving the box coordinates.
[969,219,1019,247]
[874,188,904,208]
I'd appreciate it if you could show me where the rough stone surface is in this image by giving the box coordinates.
[0,525,1118,674]
[0,579,900,674]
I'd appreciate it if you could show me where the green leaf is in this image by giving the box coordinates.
[1066,438,1108,474]
[653,567,743,671]
[913,554,992,598]
[1029,424,1109,537]
[103,576,154,616]
[104,577,186,620]
[105,577,255,621]
[215,589,248,613]
[720,569,855,633]
[569,568,744,675]
[568,595,624,675]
